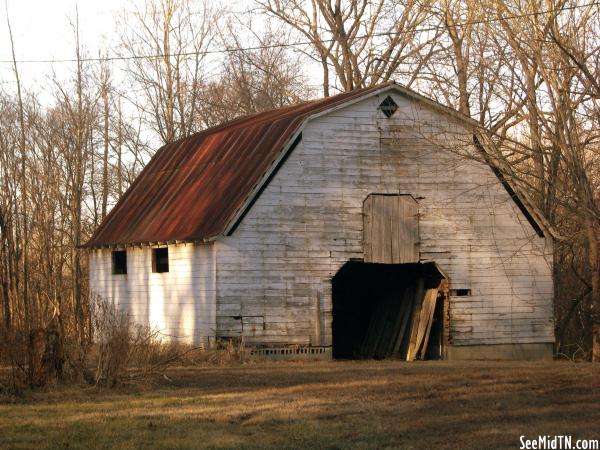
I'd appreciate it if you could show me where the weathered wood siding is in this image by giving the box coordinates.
[216,91,554,347]
[88,243,216,346]
[363,194,419,264]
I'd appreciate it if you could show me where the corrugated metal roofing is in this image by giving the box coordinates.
[85,82,395,248]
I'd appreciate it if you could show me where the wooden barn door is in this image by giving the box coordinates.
[363,194,419,264]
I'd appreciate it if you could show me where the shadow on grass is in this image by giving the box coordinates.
[1,360,599,449]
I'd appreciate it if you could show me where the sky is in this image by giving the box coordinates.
[0,0,319,148]
[0,0,129,89]
[0,0,259,97]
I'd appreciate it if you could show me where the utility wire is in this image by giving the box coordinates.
[0,1,598,64]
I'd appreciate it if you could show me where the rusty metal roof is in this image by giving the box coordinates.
[85,83,395,247]
[85,81,553,248]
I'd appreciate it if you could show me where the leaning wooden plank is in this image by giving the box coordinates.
[389,285,413,356]
[419,292,440,360]
[414,290,436,353]
[374,293,393,358]
[406,292,427,361]
[378,286,407,358]
[370,296,391,358]
[360,295,387,358]
[399,278,426,359]
[405,279,428,361]
[407,287,438,361]
[375,287,399,358]
[359,308,378,358]
[392,280,421,356]
[370,299,388,358]
[413,288,438,359]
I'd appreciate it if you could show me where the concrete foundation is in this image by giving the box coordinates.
[445,343,554,360]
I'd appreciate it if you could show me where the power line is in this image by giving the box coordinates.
[0,1,597,64]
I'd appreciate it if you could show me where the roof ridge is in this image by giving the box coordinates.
[166,82,396,148]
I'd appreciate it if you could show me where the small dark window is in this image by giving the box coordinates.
[450,288,471,297]
[152,247,169,273]
[378,95,398,118]
[112,250,127,275]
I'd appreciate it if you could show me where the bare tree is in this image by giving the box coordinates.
[0,93,19,331]
[99,59,111,222]
[198,20,313,127]
[4,0,30,328]
[258,0,438,94]
[469,0,600,360]
[119,0,219,144]
[544,2,600,361]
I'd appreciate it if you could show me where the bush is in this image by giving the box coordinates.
[1,297,256,394]
[89,297,255,386]
[91,297,165,387]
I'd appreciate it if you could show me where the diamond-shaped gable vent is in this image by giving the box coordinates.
[379,95,398,118]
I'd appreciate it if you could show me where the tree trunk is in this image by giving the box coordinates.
[0,208,12,329]
[101,82,110,220]
[6,7,30,327]
[162,0,175,143]
[525,71,544,194]
[321,55,329,97]
[117,96,123,197]
[442,2,471,117]
[73,10,85,335]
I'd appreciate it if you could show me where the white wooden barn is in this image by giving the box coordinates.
[85,82,555,360]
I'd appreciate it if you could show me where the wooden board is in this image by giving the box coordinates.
[407,286,439,361]
[393,278,424,357]
[363,194,419,264]
[418,291,440,360]
[390,283,417,356]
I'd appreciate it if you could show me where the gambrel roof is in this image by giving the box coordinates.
[84,82,552,248]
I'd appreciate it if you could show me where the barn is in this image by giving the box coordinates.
[85,82,555,360]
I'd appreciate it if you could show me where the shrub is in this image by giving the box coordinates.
[91,296,164,387]
[1,297,256,394]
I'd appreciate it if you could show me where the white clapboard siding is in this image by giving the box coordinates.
[89,243,216,346]
[216,91,554,347]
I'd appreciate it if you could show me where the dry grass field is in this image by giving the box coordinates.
[1,360,599,449]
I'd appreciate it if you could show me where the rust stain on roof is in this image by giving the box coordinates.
[85,83,393,247]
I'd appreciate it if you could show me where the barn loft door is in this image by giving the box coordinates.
[363,194,419,264]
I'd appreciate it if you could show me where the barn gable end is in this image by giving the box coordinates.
[214,90,554,357]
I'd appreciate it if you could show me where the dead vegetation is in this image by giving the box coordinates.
[0,298,253,394]
[0,360,598,449]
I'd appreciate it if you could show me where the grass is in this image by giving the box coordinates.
[1,360,599,449]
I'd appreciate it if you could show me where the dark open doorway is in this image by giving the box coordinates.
[332,261,447,360]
